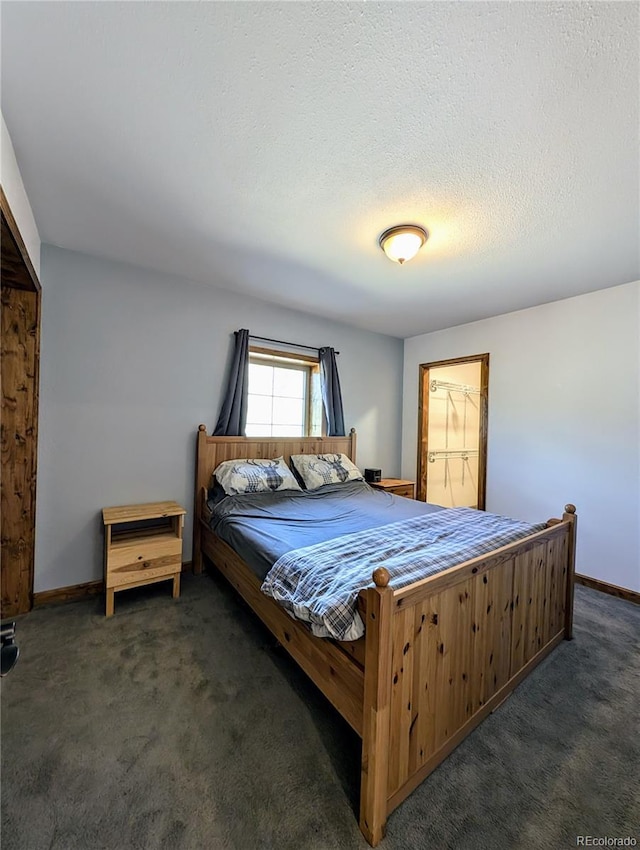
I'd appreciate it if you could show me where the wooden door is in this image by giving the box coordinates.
[1,188,41,616]
[417,354,489,507]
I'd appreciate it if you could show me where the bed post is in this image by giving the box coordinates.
[563,504,577,640]
[193,424,208,575]
[360,567,393,847]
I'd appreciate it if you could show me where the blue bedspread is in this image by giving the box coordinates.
[261,507,545,641]
[210,480,443,580]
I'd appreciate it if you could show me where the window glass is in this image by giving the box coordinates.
[272,396,304,427]
[273,368,304,398]
[246,394,273,425]
[271,424,304,437]
[248,363,273,396]
[245,422,270,437]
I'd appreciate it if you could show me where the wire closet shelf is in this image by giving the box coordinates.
[428,449,479,463]
[430,379,480,395]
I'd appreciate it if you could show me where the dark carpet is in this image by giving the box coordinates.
[2,574,638,850]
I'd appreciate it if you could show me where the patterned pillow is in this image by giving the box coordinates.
[214,457,301,496]
[290,453,363,491]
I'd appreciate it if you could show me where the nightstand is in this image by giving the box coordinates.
[102,501,186,617]
[370,479,416,499]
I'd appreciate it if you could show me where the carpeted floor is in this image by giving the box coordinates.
[1,574,638,850]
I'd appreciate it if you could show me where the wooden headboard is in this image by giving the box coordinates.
[193,425,357,573]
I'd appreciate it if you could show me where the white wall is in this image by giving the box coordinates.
[1,113,40,276]
[402,281,640,592]
[36,245,404,592]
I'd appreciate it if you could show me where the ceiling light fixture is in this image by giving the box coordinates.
[378,224,429,265]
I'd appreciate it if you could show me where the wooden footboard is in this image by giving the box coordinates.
[358,506,577,846]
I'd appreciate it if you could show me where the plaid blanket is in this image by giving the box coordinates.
[261,507,544,641]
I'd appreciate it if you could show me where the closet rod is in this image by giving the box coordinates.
[430,379,480,395]
[428,449,479,462]
[249,335,339,355]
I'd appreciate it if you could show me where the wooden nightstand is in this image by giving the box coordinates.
[370,479,416,499]
[102,501,186,617]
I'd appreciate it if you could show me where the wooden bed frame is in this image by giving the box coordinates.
[193,425,577,846]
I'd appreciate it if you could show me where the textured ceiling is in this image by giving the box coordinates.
[2,1,638,338]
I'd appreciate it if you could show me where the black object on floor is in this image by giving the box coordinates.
[0,621,19,676]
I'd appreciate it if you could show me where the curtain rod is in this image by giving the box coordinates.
[249,334,340,355]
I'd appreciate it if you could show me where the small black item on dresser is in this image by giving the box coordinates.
[364,468,382,483]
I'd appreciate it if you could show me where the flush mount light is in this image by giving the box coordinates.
[378,224,429,264]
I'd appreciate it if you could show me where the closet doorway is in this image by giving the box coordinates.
[417,354,489,508]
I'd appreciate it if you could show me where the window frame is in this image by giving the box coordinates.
[247,346,324,438]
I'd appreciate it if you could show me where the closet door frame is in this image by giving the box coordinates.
[1,186,41,616]
[417,353,489,507]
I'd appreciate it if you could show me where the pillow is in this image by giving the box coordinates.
[290,453,363,491]
[213,457,301,496]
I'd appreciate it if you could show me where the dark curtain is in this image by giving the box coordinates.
[319,346,345,437]
[214,329,250,436]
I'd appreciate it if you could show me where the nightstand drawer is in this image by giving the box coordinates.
[390,484,415,498]
[107,554,182,589]
[107,534,181,571]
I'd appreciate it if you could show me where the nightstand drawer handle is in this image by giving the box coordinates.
[142,561,150,569]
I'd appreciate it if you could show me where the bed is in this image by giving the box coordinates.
[193,425,577,846]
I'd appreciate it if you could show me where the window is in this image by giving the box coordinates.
[246,349,323,437]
